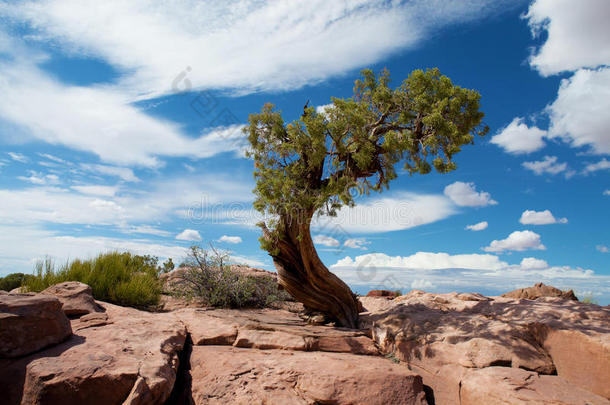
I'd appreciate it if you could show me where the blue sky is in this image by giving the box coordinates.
[0,0,608,302]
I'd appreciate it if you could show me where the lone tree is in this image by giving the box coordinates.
[246,68,487,328]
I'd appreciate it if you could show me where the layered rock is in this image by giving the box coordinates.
[188,346,427,405]
[0,301,186,405]
[175,307,378,355]
[366,289,400,299]
[501,282,578,301]
[0,294,72,358]
[40,281,104,316]
[362,289,610,404]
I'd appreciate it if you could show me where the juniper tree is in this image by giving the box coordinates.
[245,68,487,328]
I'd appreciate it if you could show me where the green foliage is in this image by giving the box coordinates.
[161,258,175,273]
[23,252,162,308]
[580,293,599,305]
[246,68,487,250]
[173,245,291,308]
[0,273,35,291]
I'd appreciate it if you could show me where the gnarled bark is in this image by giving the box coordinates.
[263,210,360,329]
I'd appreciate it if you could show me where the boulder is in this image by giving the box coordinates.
[501,282,578,301]
[188,346,428,405]
[460,367,609,405]
[40,282,104,316]
[0,301,186,405]
[0,294,72,358]
[366,289,400,299]
[362,290,610,404]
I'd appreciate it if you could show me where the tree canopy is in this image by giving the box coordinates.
[246,68,487,244]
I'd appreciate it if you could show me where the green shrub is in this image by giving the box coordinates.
[0,273,35,291]
[173,245,291,308]
[23,252,162,308]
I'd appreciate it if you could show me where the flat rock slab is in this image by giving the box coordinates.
[0,294,72,358]
[40,281,104,316]
[0,301,186,405]
[460,367,610,405]
[175,308,378,355]
[189,346,428,405]
[362,290,610,404]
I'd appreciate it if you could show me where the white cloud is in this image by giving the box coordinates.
[333,251,509,271]
[490,117,547,154]
[343,238,370,250]
[597,245,609,253]
[525,0,610,76]
[313,235,340,248]
[444,182,497,207]
[330,251,609,304]
[38,153,70,165]
[466,221,488,231]
[519,209,567,225]
[8,152,28,163]
[314,192,456,234]
[583,158,610,174]
[483,230,545,253]
[176,229,202,241]
[315,104,333,115]
[520,257,548,270]
[71,185,118,197]
[546,68,610,155]
[218,235,242,244]
[522,156,568,175]
[1,0,520,98]
[17,170,60,185]
[604,190,610,196]
[79,164,139,182]
[411,279,434,290]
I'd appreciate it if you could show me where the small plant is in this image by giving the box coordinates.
[172,245,291,308]
[384,352,400,364]
[580,293,599,305]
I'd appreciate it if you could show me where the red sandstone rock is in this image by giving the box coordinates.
[40,281,104,316]
[460,367,609,405]
[0,301,186,405]
[501,282,578,301]
[366,289,400,299]
[0,294,72,358]
[362,290,610,404]
[188,346,428,405]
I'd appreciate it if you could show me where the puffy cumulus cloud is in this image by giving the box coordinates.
[490,118,547,154]
[466,221,488,231]
[483,230,545,253]
[522,156,568,176]
[1,0,520,98]
[313,235,340,248]
[444,182,497,207]
[597,245,609,253]
[520,257,548,270]
[330,252,609,304]
[313,192,456,234]
[604,190,610,196]
[583,158,610,174]
[333,252,509,271]
[176,229,202,241]
[525,0,610,76]
[343,238,370,250]
[218,235,242,244]
[519,209,567,225]
[546,68,610,155]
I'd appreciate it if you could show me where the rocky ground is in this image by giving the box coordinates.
[1,279,608,404]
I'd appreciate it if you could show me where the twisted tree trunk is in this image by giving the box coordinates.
[264,209,360,329]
